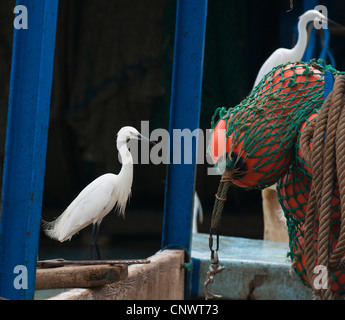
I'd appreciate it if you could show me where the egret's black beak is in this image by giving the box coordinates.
[316,15,345,30]
[327,18,345,30]
[138,134,156,145]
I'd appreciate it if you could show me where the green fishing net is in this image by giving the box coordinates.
[209,59,345,297]
[210,60,341,189]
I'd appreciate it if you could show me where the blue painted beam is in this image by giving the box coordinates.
[324,71,334,100]
[162,0,208,253]
[0,0,58,300]
[161,0,208,299]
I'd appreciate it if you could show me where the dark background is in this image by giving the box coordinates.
[0,0,344,259]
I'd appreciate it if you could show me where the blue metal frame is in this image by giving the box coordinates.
[324,71,334,99]
[0,0,58,300]
[301,0,335,67]
[162,0,208,251]
[161,0,208,297]
[319,28,336,68]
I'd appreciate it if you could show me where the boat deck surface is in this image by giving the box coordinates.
[191,233,312,300]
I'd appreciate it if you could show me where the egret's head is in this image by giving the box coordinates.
[299,9,327,25]
[117,126,155,145]
[299,9,345,32]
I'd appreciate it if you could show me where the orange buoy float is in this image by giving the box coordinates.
[278,166,340,221]
[279,168,311,220]
[210,62,324,189]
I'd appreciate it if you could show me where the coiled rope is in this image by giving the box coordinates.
[300,75,345,300]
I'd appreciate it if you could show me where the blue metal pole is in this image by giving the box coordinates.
[162,0,207,255]
[0,0,58,300]
[324,71,334,100]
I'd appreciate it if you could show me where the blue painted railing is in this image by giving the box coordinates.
[161,0,208,299]
[162,1,207,253]
[0,0,59,300]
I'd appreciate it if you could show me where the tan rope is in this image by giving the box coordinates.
[329,77,345,271]
[215,194,227,201]
[301,75,345,300]
[210,170,233,234]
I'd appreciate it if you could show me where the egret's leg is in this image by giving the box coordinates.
[90,223,102,260]
[90,224,96,260]
[90,223,97,260]
[94,223,101,260]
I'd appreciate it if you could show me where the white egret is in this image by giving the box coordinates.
[253,9,327,89]
[42,126,155,259]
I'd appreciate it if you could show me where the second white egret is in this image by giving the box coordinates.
[253,9,327,89]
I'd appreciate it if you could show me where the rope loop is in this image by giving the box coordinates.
[301,75,345,300]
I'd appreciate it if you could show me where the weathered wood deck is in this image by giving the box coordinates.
[36,264,128,290]
[40,234,314,300]
[47,249,185,300]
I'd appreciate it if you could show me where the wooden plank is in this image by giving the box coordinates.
[37,258,150,268]
[36,264,128,290]
[47,288,91,300]
[48,250,185,300]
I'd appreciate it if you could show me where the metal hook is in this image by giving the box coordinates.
[204,244,225,300]
[209,231,220,251]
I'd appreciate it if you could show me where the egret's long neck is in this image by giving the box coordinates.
[292,17,310,60]
[116,140,134,182]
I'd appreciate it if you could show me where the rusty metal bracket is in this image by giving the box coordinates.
[204,234,225,300]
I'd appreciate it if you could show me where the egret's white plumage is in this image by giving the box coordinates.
[253,9,327,89]
[43,126,153,251]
